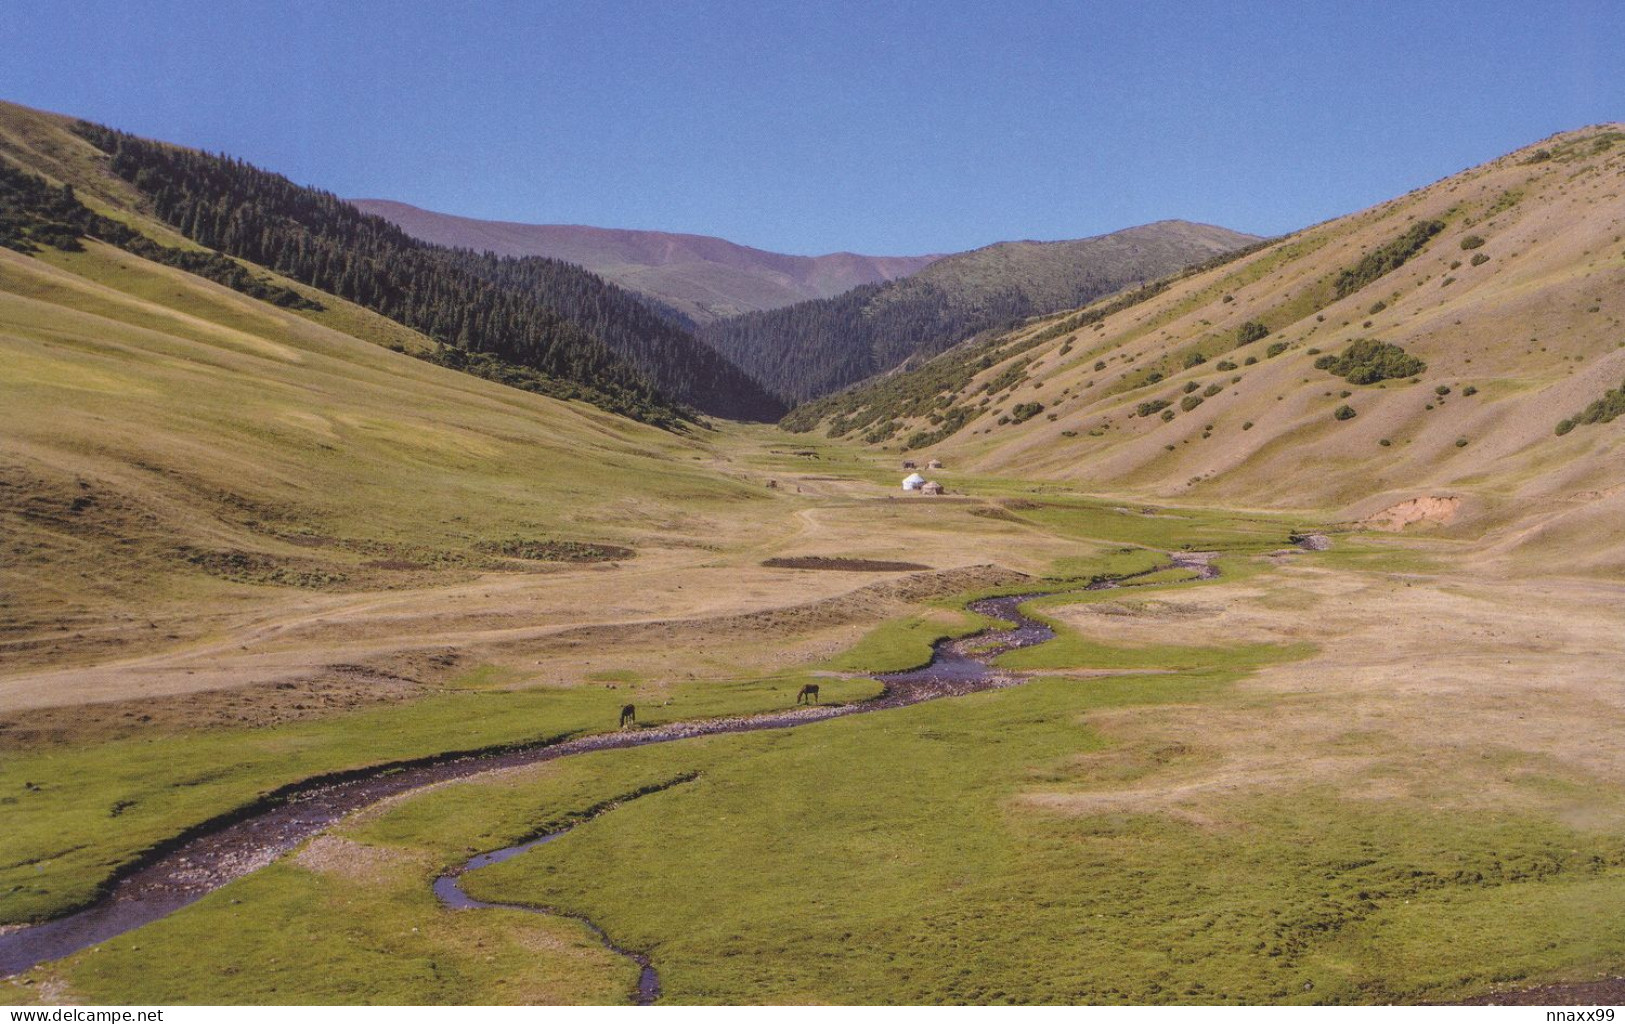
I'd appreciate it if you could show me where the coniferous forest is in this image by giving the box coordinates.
[700,278,1036,403]
[70,121,786,424]
[0,159,318,310]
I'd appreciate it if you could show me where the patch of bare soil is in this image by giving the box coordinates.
[511,565,1026,656]
[292,836,413,884]
[1455,974,1625,1005]
[1361,495,1461,531]
[476,539,635,563]
[0,664,427,749]
[762,556,931,571]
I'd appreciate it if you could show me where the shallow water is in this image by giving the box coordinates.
[434,826,662,1004]
[0,587,1066,978]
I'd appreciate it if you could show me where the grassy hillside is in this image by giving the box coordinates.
[352,199,942,325]
[0,101,786,423]
[0,237,772,673]
[787,126,1625,574]
[700,221,1260,402]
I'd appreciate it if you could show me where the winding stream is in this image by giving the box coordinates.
[0,557,1216,988]
[434,818,665,1005]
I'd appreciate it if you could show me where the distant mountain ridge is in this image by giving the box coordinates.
[777,124,1625,577]
[699,220,1263,402]
[350,199,942,325]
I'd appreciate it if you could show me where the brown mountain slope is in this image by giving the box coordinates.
[349,199,941,324]
[789,125,1625,575]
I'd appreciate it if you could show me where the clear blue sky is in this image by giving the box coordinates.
[2,1,1620,255]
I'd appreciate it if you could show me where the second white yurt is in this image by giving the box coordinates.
[902,472,926,491]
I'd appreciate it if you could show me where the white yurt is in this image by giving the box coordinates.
[902,472,926,491]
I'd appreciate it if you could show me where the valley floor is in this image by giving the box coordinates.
[3,435,1623,1005]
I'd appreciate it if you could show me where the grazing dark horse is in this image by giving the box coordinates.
[796,684,820,705]
[620,703,636,728]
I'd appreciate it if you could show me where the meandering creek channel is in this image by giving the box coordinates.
[1,556,1219,997]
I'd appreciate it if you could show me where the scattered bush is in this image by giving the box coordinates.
[1203,383,1223,397]
[1379,438,1392,446]
[1454,438,1469,447]
[1242,421,1254,430]
[1007,401,1045,424]
[1315,339,1427,384]
[1435,385,1451,396]
[1470,253,1490,266]
[1235,321,1270,345]
[1554,375,1625,434]
[1333,404,1357,421]
[1334,220,1445,298]
[1180,395,1204,412]
[1136,399,1171,417]
[1215,360,1237,371]
[1244,356,1258,366]
[1462,385,1478,396]
[1487,189,1523,216]
[1460,235,1486,250]
[1266,341,1289,357]
[1094,360,1106,371]
[1183,351,1208,368]
[1161,409,1177,422]
[1368,300,1387,314]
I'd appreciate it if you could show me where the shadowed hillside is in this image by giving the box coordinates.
[701,220,1261,401]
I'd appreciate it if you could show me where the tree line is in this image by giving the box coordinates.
[69,121,785,424]
[1,159,319,310]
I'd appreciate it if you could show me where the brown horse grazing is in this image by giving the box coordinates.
[620,703,636,728]
[796,684,819,705]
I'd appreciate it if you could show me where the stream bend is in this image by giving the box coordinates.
[0,557,1217,981]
